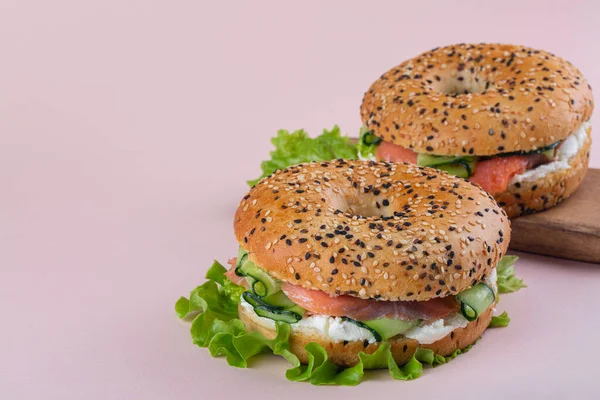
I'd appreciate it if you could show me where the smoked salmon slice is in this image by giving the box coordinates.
[468,156,529,194]
[373,140,547,194]
[282,283,459,322]
[225,258,248,287]
[227,262,458,322]
[376,141,418,164]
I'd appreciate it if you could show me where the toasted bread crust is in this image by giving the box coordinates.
[361,43,593,156]
[235,160,510,301]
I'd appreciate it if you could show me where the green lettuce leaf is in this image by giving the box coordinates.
[177,261,302,368]
[285,342,473,385]
[489,311,510,328]
[175,260,477,385]
[175,261,241,321]
[356,126,381,160]
[497,255,526,293]
[174,297,190,319]
[248,126,358,186]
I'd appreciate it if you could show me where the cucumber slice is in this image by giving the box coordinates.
[460,158,476,176]
[252,280,268,297]
[234,247,248,276]
[242,291,305,324]
[437,163,470,178]
[242,291,262,307]
[495,141,560,158]
[235,248,281,297]
[360,131,382,146]
[456,283,495,321]
[264,291,306,315]
[363,318,418,340]
[541,147,556,160]
[342,317,382,342]
[417,153,462,167]
[417,154,476,178]
[341,317,419,342]
[254,306,302,323]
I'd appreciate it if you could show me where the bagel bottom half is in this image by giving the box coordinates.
[495,125,591,218]
[239,304,494,368]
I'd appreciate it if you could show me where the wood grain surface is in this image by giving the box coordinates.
[509,168,600,264]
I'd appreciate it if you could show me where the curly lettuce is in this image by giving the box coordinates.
[497,255,526,293]
[175,260,490,385]
[489,311,511,328]
[248,126,358,187]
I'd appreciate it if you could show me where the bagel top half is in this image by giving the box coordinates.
[234,160,510,302]
[360,43,593,156]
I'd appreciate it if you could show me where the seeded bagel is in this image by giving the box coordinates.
[239,302,494,367]
[234,160,510,302]
[360,43,593,156]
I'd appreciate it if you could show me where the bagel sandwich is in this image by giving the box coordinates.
[177,160,523,383]
[359,43,593,218]
[231,160,513,368]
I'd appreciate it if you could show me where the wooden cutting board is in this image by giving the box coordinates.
[509,168,600,264]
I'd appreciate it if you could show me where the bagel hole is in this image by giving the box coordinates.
[329,193,394,219]
[433,72,490,95]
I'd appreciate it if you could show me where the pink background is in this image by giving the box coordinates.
[2,1,599,399]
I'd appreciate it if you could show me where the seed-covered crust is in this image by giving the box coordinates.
[496,124,591,217]
[234,160,510,301]
[239,303,494,367]
[361,43,594,156]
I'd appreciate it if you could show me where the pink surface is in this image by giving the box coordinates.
[1,1,599,399]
